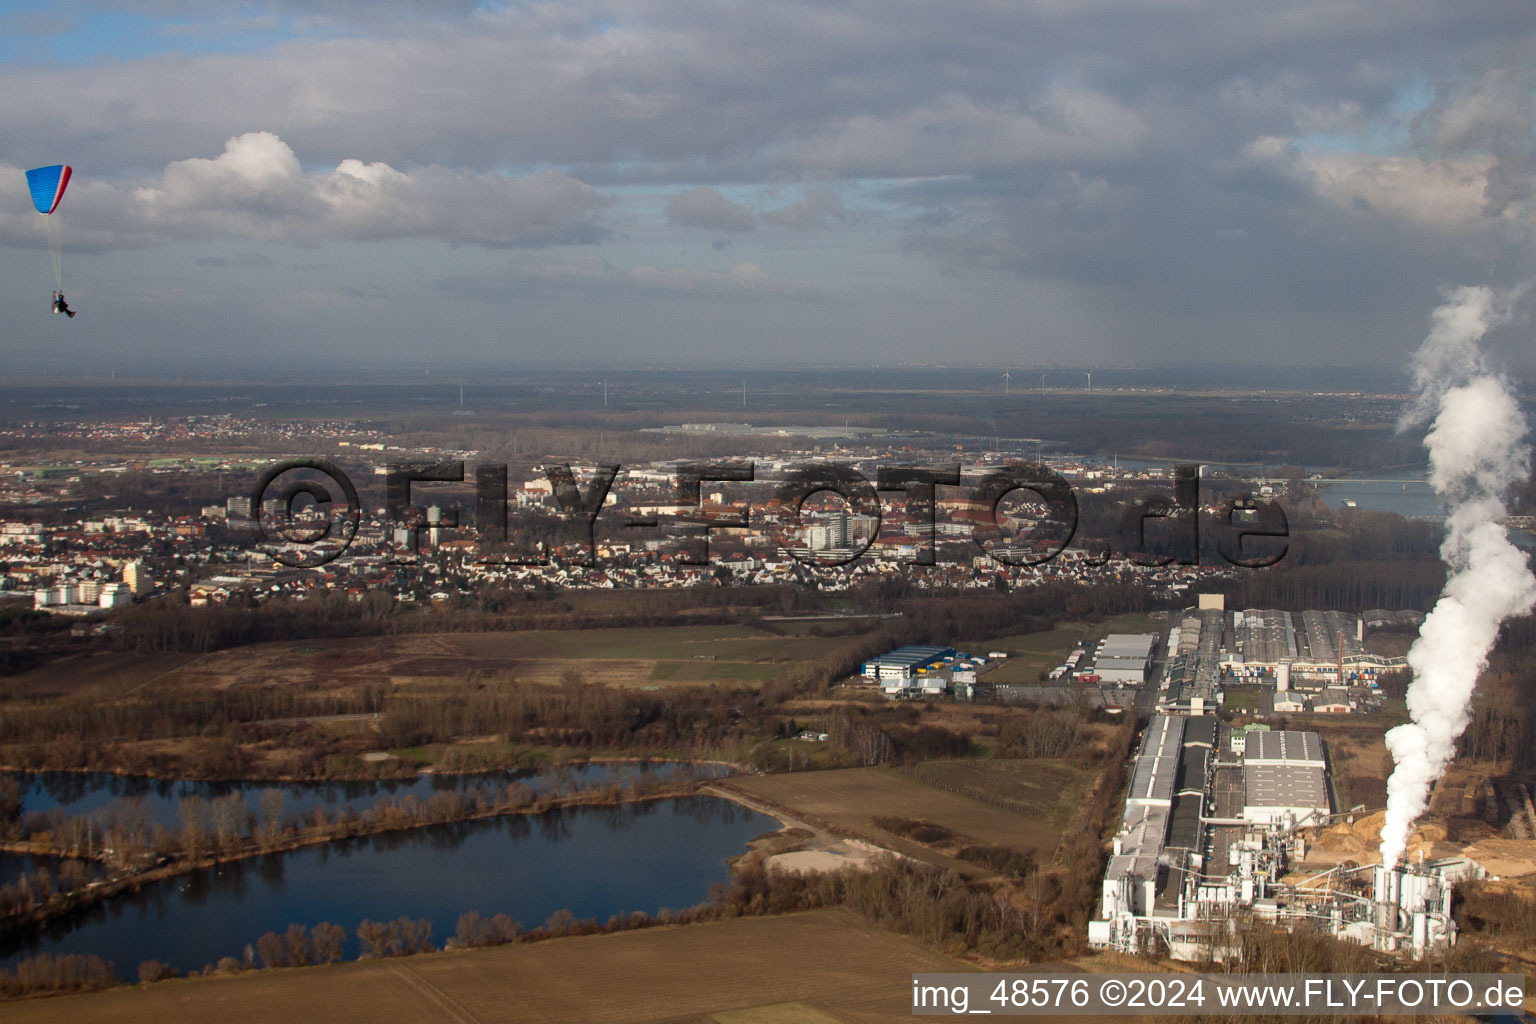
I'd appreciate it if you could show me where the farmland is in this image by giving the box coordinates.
[0,650,203,700]
[7,626,874,704]
[717,761,1097,874]
[900,759,1095,834]
[3,911,973,1024]
[143,625,873,692]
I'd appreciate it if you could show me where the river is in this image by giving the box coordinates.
[1307,477,1442,517]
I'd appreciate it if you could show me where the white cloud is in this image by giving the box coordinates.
[1416,69,1536,220]
[1296,151,1498,232]
[1241,135,1514,235]
[0,132,611,250]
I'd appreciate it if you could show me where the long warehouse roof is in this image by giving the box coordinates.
[1245,730,1325,766]
[1243,763,1329,810]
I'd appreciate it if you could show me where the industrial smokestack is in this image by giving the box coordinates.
[1379,286,1536,871]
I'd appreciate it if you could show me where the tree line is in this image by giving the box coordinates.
[1,772,701,926]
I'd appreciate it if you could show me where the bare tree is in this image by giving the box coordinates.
[177,795,209,859]
[310,922,346,964]
[455,911,487,948]
[255,931,288,969]
[356,919,389,959]
[284,923,312,966]
[259,790,285,848]
[208,792,251,853]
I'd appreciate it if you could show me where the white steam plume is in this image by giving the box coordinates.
[1379,285,1536,870]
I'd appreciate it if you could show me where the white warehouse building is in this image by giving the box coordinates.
[1090,633,1158,685]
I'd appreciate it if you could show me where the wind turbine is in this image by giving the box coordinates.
[1002,369,1012,395]
[1039,373,1046,399]
[1084,370,1093,391]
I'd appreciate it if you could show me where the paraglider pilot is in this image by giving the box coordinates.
[52,291,74,318]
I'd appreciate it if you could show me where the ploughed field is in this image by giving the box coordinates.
[15,626,870,700]
[3,911,973,1024]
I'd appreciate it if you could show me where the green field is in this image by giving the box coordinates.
[648,660,780,682]
[1222,685,1266,713]
[969,626,1086,684]
[965,612,1168,684]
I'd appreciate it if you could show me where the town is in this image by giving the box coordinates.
[3,413,1302,615]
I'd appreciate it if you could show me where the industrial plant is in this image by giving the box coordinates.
[1089,713,1481,962]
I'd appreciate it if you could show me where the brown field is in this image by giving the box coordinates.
[448,626,859,688]
[101,626,866,696]
[0,650,203,699]
[3,911,975,1024]
[1362,628,1416,659]
[450,625,855,663]
[901,759,1095,833]
[1307,722,1394,811]
[719,763,1092,873]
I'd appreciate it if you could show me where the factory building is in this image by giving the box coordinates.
[1155,600,1419,717]
[1091,712,1476,962]
[1089,633,1158,685]
[1241,764,1330,826]
[860,644,963,697]
[1124,713,1182,808]
[1101,804,1169,920]
[1160,611,1224,713]
[1222,608,1406,686]
[1243,730,1326,767]
[1091,714,1339,957]
[860,644,955,682]
[1092,714,1192,949]
[1342,861,1473,958]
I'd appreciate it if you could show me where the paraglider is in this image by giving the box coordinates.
[25,164,74,317]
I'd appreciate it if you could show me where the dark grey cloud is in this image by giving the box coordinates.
[3,1,1522,179]
[453,252,820,298]
[1,0,1533,370]
[196,250,273,268]
[1414,68,1536,224]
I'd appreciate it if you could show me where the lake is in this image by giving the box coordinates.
[0,794,772,976]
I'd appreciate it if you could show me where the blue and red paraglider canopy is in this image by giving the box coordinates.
[25,164,71,215]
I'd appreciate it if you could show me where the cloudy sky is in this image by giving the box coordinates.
[1,1,1533,375]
